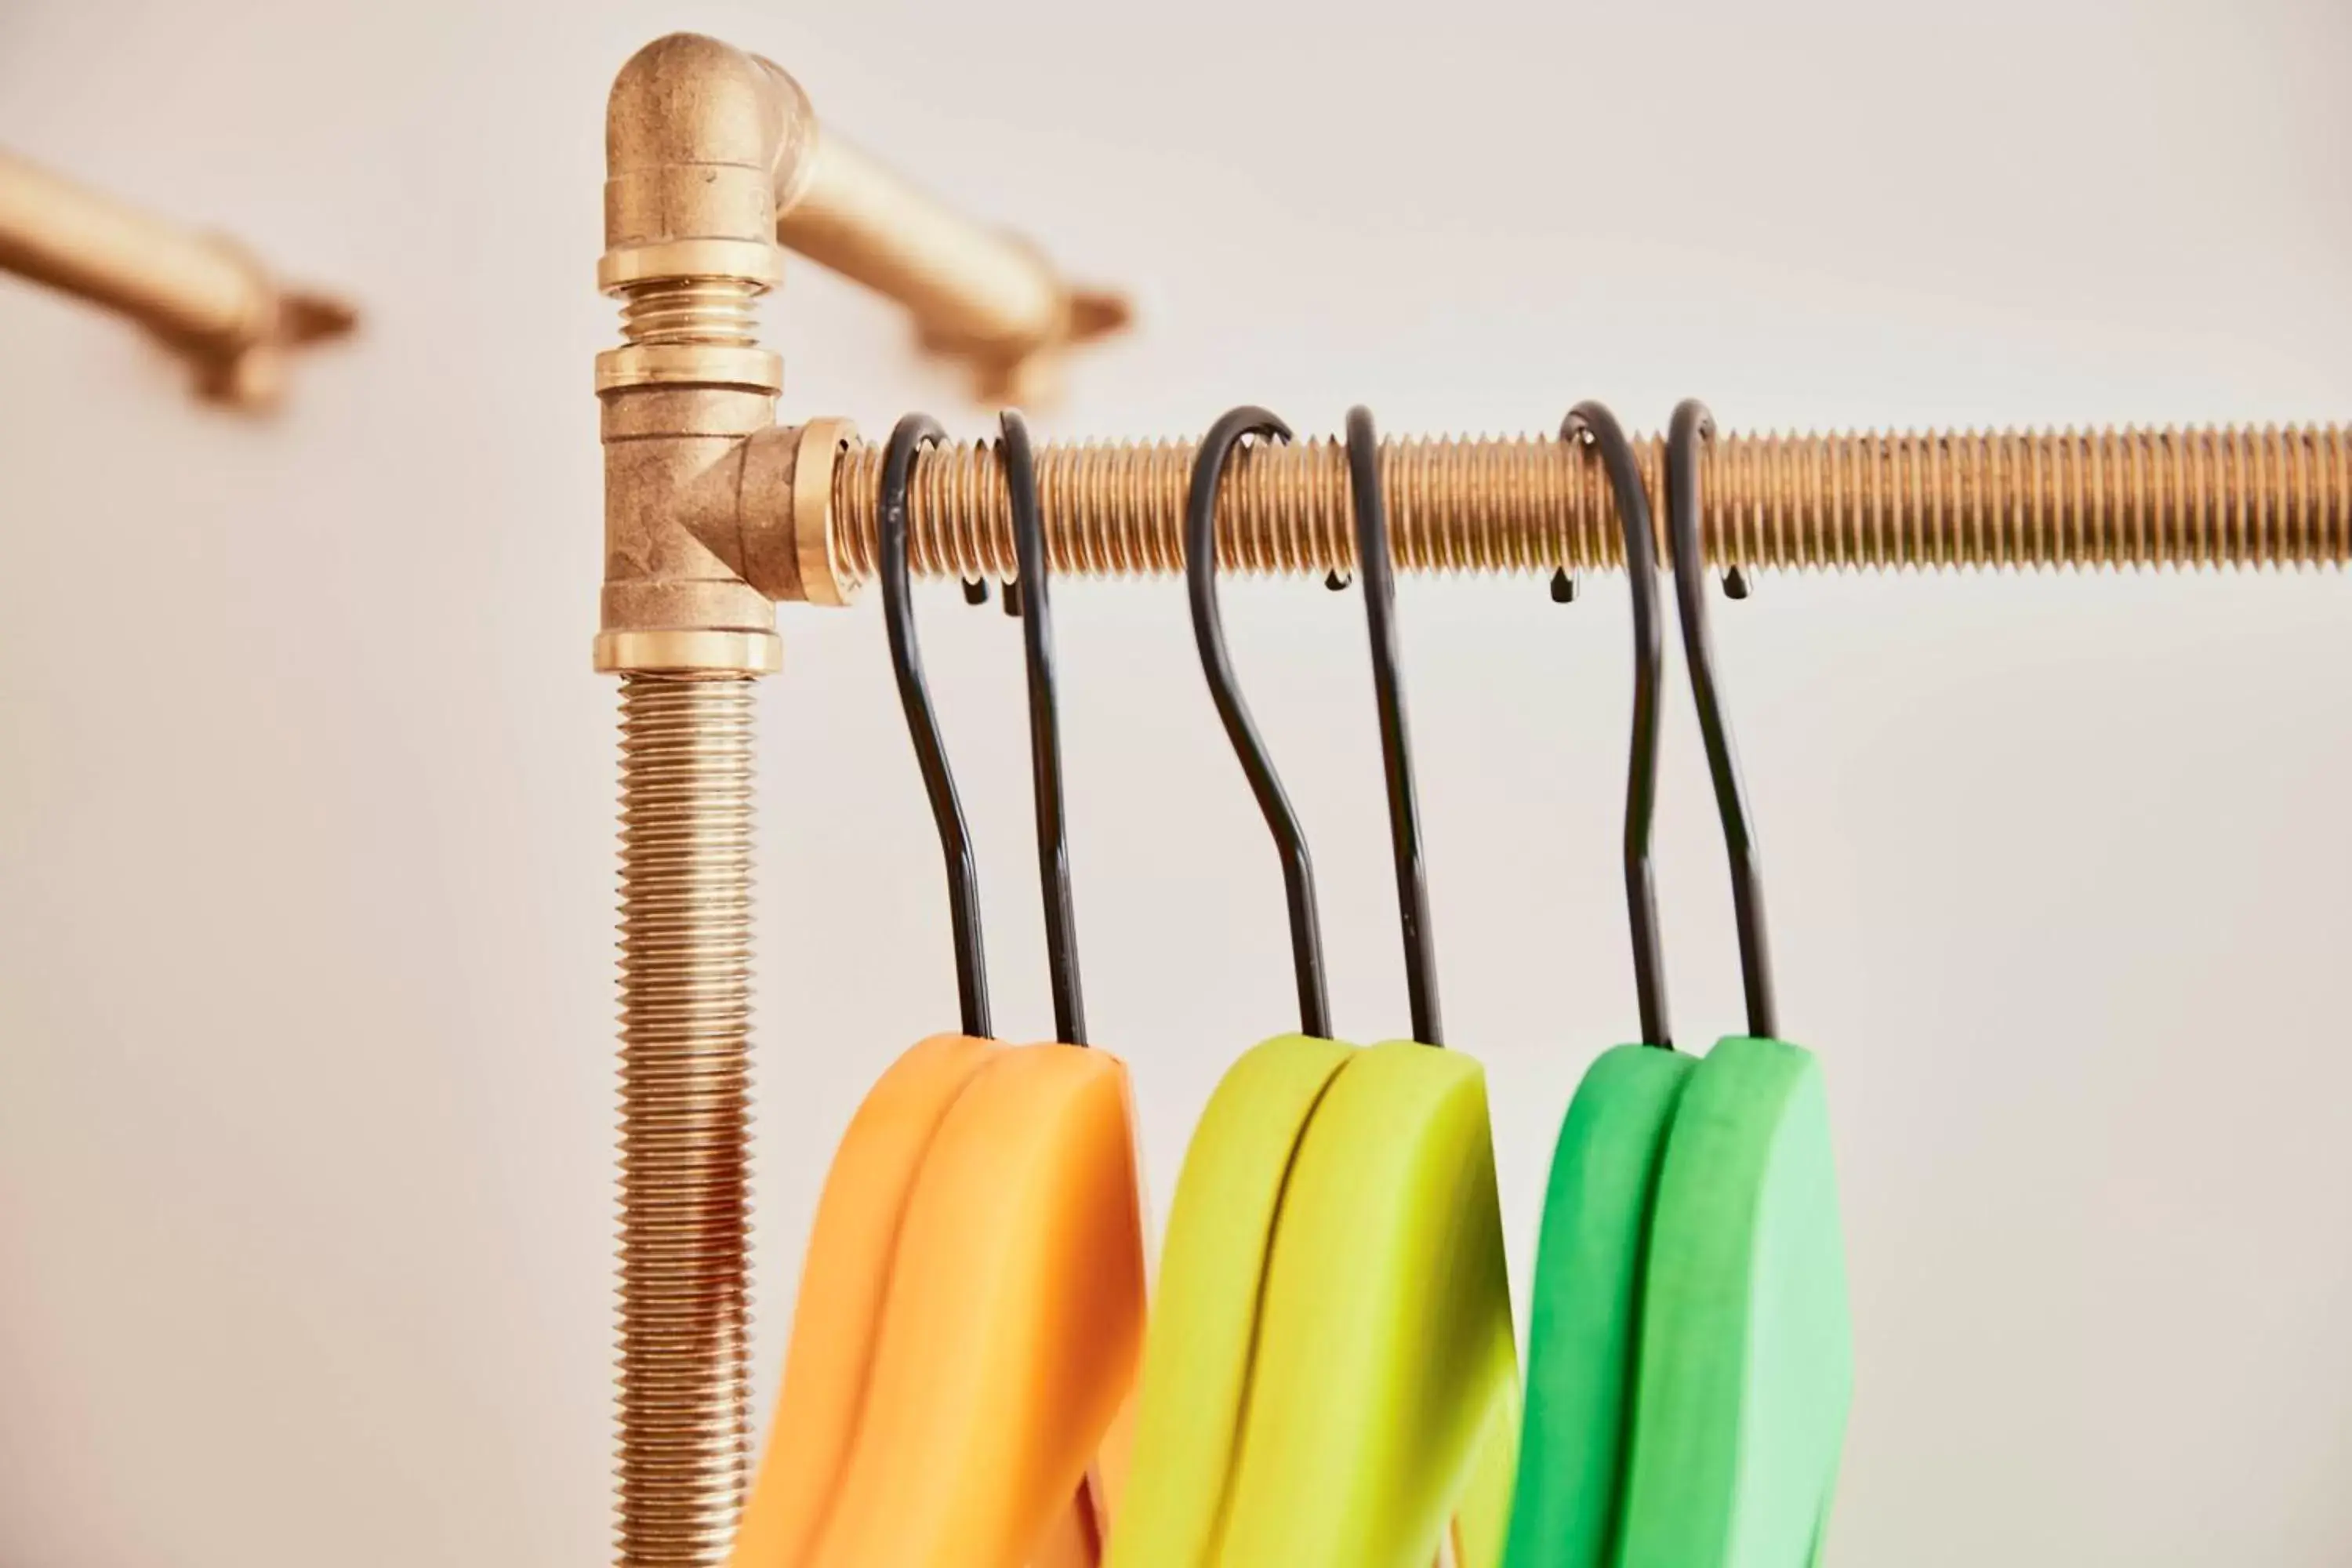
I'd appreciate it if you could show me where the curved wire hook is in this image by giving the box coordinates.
[1345,406,1442,1046]
[1566,401,1672,1050]
[1000,409,1087,1046]
[1665,397,1778,1040]
[880,412,991,1038]
[1186,405,1331,1040]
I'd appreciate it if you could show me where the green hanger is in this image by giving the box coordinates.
[1504,403,1691,1568]
[1505,1044,1694,1568]
[1617,1035,1850,1568]
[1617,401,1853,1567]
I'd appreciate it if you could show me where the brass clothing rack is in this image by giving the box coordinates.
[592,32,2347,1567]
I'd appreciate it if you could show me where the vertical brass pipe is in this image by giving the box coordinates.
[615,673,758,1566]
[0,147,353,407]
[599,35,789,1568]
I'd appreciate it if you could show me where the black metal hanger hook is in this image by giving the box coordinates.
[880,413,991,1038]
[1665,397,1778,1040]
[1345,406,1443,1047]
[1186,406,1332,1040]
[1565,401,1672,1051]
[1000,409,1087,1046]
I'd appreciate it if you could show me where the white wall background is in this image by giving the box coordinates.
[3,2,2350,1563]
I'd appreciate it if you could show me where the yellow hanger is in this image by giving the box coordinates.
[1111,408,1518,1568]
[733,413,1146,1568]
[1221,1040,1519,1566]
[1112,1033,1353,1564]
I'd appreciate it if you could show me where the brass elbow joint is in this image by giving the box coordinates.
[597,33,804,401]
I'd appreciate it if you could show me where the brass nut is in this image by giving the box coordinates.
[597,238,783,294]
[790,418,858,606]
[596,343,782,396]
[599,385,775,442]
[593,629,783,675]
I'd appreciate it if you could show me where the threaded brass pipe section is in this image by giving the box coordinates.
[827,425,2351,584]
[615,673,758,1568]
[617,278,764,347]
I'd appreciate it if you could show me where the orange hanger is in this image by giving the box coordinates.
[731,412,1146,1568]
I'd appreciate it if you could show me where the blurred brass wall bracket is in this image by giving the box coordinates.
[0,149,355,409]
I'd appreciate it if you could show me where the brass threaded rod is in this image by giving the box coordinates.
[827,424,2352,585]
[615,673,758,1568]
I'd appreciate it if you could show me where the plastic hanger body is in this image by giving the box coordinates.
[1504,1045,1695,1568]
[1220,1041,1518,1568]
[1109,1039,1517,1568]
[1617,1036,1850,1568]
[732,1036,1146,1568]
[1110,1034,1354,1568]
[731,1034,995,1566]
[807,1040,1145,1567]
